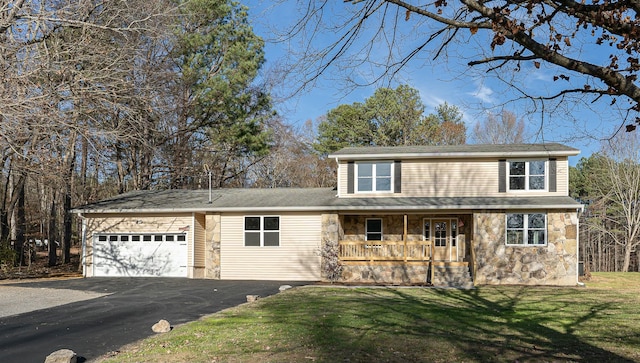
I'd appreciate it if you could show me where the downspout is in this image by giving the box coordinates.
[576,207,584,287]
[334,157,340,198]
[192,213,196,278]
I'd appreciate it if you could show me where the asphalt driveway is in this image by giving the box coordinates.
[0,278,307,362]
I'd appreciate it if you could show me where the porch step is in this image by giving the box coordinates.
[430,264,473,289]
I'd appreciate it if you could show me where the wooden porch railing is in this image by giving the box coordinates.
[339,241,433,262]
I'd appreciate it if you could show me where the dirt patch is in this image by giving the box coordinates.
[0,248,82,282]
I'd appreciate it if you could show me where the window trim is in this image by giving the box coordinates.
[244,216,281,247]
[505,212,548,246]
[355,161,394,193]
[507,159,548,192]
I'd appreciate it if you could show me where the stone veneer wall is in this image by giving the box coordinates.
[320,213,341,282]
[340,263,430,285]
[204,214,221,279]
[473,211,578,286]
[341,214,435,242]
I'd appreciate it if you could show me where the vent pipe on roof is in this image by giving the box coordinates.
[208,171,212,204]
[204,164,213,204]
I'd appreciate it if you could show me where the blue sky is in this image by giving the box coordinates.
[243,1,633,165]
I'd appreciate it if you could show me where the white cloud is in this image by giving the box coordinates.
[469,81,495,104]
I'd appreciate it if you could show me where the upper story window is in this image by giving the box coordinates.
[508,160,546,191]
[357,162,392,192]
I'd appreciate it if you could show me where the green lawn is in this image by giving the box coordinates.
[99,272,640,363]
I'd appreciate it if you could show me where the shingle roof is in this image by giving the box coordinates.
[73,188,582,213]
[72,188,337,213]
[329,143,580,159]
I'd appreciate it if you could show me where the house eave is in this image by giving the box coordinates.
[73,203,584,215]
[72,208,201,214]
[331,204,584,211]
[329,150,580,161]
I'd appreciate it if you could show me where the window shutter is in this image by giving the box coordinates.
[548,158,557,192]
[498,159,506,193]
[347,161,354,194]
[394,160,402,193]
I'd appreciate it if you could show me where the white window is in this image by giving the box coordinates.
[366,219,383,241]
[506,213,547,245]
[508,160,546,191]
[244,216,280,247]
[357,162,392,192]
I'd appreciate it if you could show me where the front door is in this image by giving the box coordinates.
[425,219,458,261]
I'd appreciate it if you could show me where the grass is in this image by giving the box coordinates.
[99,272,640,363]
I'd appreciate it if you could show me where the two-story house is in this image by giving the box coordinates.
[74,143,583,286]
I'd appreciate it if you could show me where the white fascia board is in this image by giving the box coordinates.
[330,204,583,211]
[73,208,204,214]
[330,150,580,161]
[75,203,583,215]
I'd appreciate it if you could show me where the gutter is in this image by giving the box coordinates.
[329,150,580,161]
[73,203,584,214]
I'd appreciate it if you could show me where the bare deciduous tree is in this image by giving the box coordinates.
[250,119,336,188]
[584,134,640,272]
[472,110,527,144]
[275,0,640,132]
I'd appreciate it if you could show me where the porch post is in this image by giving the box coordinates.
[430,239,435,283]
[403,214,408,262]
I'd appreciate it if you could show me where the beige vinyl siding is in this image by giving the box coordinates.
[337,157,570,198]
[83,213,192,277]
[338,162,348,196]
[403,158,496,197]
[220,212,321,281]
[555,158,569,195]
[193,213,206,277]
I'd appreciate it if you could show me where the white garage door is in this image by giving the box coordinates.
[93,234,188,277]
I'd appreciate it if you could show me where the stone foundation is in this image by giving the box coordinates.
[340,263,430,285]
[473,211,578,286]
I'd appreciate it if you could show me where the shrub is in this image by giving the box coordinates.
[318,238,343,283]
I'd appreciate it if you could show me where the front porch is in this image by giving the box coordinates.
[327,213,474,286]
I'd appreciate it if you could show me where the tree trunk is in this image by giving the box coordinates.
[48,197,57,267]
[622,239,633,272]
[62,188,72,264]
[61,137,76,264]
[115,146,127,194]
[8,171,26,266]
[80,132,88,203]
[14,179,25,266]
[611,241,616,271]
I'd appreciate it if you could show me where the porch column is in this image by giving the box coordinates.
[403,214,408,262]
[321,213,341,282]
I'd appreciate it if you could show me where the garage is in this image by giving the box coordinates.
[92,233,188,277]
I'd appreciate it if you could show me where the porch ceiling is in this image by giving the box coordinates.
[328,195,582,212]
